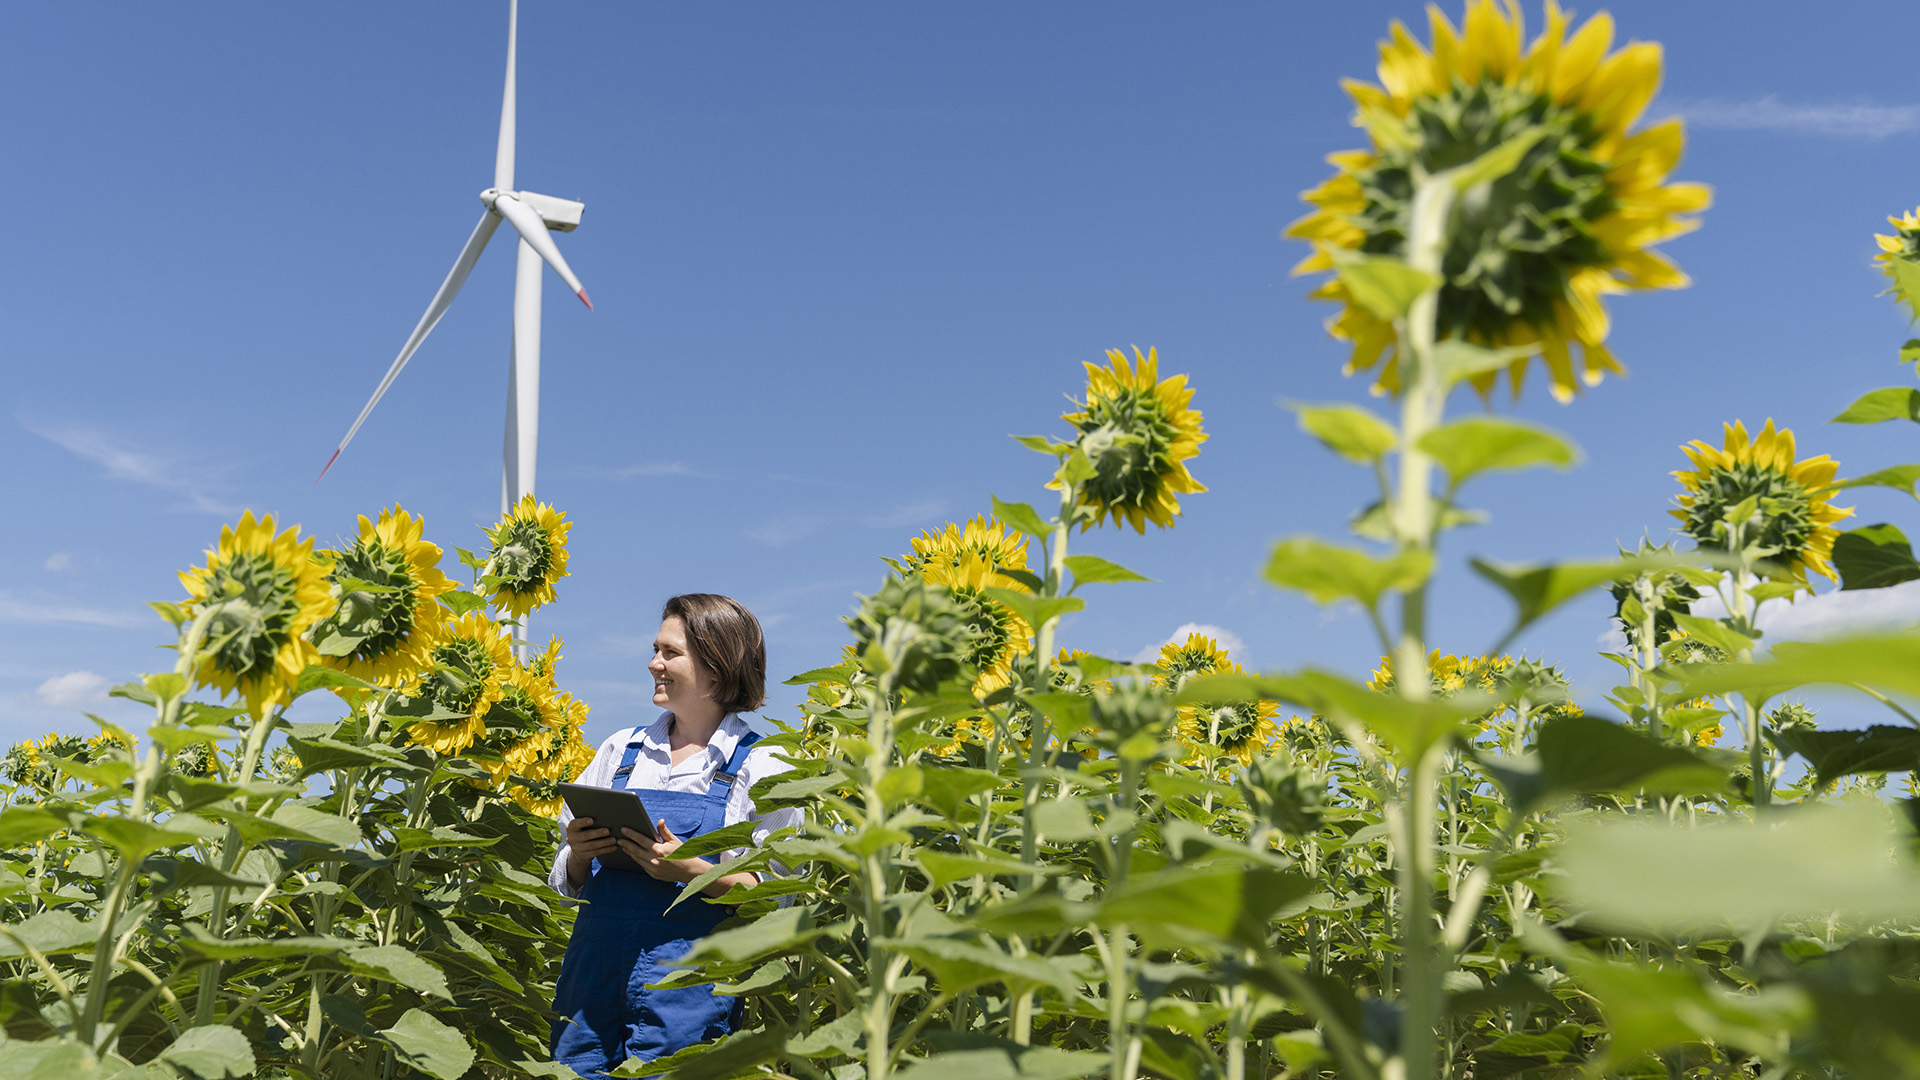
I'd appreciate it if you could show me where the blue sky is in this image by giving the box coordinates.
[6,1,1920,747]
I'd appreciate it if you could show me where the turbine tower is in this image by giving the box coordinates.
[321,0,590,527]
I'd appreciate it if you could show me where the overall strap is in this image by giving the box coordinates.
[611,731,647,790]
[697,730,762,836]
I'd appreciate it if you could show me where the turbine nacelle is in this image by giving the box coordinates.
[479,188,584,233]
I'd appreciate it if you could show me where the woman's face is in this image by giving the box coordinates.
[649,616,717,713]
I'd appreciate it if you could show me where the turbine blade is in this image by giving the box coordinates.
[495,0,518,191]
[319,212,502,481]
[494,194,592,308]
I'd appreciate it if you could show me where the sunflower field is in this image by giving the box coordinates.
[13,3,1920,1079]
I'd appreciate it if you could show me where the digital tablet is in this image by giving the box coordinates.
[558,783,660,873]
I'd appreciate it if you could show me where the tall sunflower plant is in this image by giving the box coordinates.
[0,502,592,1080]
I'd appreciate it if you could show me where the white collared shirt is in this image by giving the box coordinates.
[547,711,802,899]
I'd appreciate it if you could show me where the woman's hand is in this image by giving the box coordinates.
[618,820,711,884]
[563,816,619,887]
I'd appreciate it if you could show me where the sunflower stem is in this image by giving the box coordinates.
[1388,173,1456,1080]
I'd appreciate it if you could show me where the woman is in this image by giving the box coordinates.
[548,593,798,1077]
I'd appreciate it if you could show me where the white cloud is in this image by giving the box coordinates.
[43,552,71,572]
[1661,95,1920,139]
[35,670,108,708]
[1133,623,1248,664]
[860,498,948,530]
[24,419,237,514]
[0,592,145,629]
[1691,578,1920,644]
[746,515,828,548]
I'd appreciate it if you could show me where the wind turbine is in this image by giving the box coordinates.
[320,0,590,528]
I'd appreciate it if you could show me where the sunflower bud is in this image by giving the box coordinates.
[847,576,983,695]
[1240,755,1326,837]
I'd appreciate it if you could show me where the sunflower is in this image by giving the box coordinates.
[903,517,1034,696]
[1288,0,1710,401]
[406,611,513,755]
[178,513,335,715]
[470,657,566,786]
[1153,632,1231,692]
[1055,347,1207,532]
[1672,420,1853,584]
[1176,662,1284,767]
[1050,647,1112,696]
[481,495,572,619]
[1875,206,1920,316]
[309,506,455,687]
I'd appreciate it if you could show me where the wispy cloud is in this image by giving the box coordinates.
[1694,579,1920,643]
[1133,623,1248,665]
[43,552,72,572]
[861,498,948,530]
[1661,95,1920,138]
[25,419,237,514]
[36,671,108,708]
[747,514,829,548]
[0,592,146,629]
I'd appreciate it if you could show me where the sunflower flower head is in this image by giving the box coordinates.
[470,656,565,783]
[1054,347,1207,533]
[1176,661,1283,767]
[1671,420,1853,584]
[1874,206,1920,318]
[481,495,572,620]
[406,611,512,756]
[178,513,335,716]
[903,517,1034,695]
[1608,537,1700,649]
[309,506,455,688]
[1153,632,1232,693]
[1288,0,1710,402]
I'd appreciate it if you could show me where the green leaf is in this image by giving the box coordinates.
[1471,553,1689,647]
[676,906,831,965]
[991,497,1053,539]
[610,1025,788,1080]
[294,664,378,696]
[1483,714,1728,815]
[1562,802,1920,932]
[885,937,1087,995]
[0,911,101,960]
[1326,248,1440,322]
[1058,448,1096,487]
[912,766,1002,818]
[0,807,69,847]
[917,850,1054,888]
[1292,403,1397,464]
[177,925,354,960]
[1178,668,1481,763]
[1903,339,1920,367]
[1675,634,1920,703]
[379,1009,475,1080]
[346,944,453,1000]
[270,803,364,849]
[1833,524,1920,591]
[981,588,1084,632]
[1062,554,1151,589]
[1836,464,1920,499]
[439,589,488,616]
[1010,434,1072,458]
[1774,725,1920,788]
[286,736,411,774]
[453,545,486,570]
[86,813,220,859]
[1440,125,1546,190]
[390,826,502,853]
[158,1025,257,1079]
[994,567,1047,592]
[667,819,763,862]
[1572,957,1809,1067]
[1832,386,1920,424]
[1265,537,1431,608]
[1097,865,1314,950]
[1417,417,1578,485]
[1430,341,1537,389]
[1670,613,1756,655]
[899,1044,1105,1080]
[1025,692,1095,741]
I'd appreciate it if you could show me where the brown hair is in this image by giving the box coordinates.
[661,593,767,714]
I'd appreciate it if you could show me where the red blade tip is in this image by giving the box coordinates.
[317,448,342,483]
[577,288,593,310]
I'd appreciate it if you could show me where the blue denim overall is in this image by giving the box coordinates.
[551,730,761,1077]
